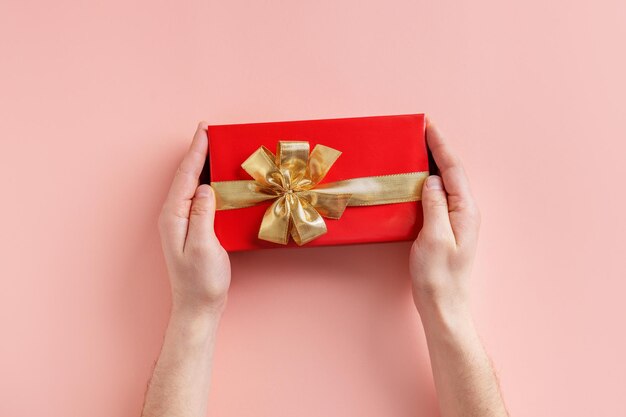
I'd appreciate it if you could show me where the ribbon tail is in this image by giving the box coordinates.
[258,196,291,245]
[212,180,278,210]
[241,146,282,187]
[297,190,352,219]
[289,195,327,245]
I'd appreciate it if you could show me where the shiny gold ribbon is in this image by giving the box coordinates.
[211,141,428,245]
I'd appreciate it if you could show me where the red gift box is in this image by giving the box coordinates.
[201,114,434,251]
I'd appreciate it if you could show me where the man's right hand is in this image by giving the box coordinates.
[409,119,481,318]
[408,120,508,417]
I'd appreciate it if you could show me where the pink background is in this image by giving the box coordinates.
[1,1,625,416]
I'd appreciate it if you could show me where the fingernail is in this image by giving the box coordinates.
[426,176,443,190]
[196,184,212,197]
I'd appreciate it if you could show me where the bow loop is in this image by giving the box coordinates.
[276,141,310,189]
[304,144,342,187]
[241,146,283,191]
[296,190,351,220]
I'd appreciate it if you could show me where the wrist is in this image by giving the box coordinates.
[172,293,227,319]
[414,295,474,335]
[168,302,224,342]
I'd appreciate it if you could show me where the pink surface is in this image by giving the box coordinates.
[1,1,625,416]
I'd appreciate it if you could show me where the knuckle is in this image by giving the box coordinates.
[177,160,191,175]
[450,155,463,168]
[190,202,210,216]
[452,196,472,211]
[426,196,448,209]
[178,153,202,176]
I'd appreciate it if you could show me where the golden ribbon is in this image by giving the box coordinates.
[211,141,428,245]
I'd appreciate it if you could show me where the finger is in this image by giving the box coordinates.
[160,122,209,252]
[167,122,209,204]
[425,119,480,245]
[425,119,475,213]
[184,184,219,253]
[420,175,454,242]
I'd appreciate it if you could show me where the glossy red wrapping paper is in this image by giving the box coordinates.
[200,114,432,251]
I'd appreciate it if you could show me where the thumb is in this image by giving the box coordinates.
[186,184,218,249]
[420,175,453,237]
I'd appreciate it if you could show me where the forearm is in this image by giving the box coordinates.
[142,306,222,417]
[418,302,508,417]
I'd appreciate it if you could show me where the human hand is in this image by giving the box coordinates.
[158,123,231,317]
[409,120,481,318]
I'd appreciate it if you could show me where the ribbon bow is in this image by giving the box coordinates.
[211,141,428,245]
